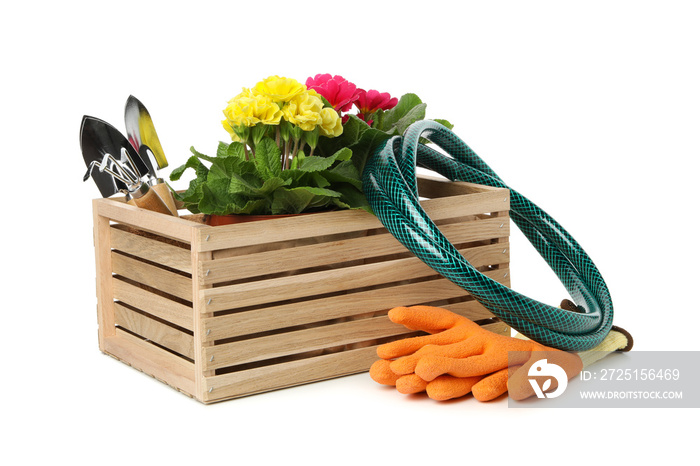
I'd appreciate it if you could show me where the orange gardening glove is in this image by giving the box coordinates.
[370,305,583,401]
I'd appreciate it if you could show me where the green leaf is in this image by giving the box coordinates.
[227,142,247,160]
[309,172,331,188]
[391,102,427,135]
[433,119,454,130]
[229,172,263,196]
[169,155,205,181]
[254,137,282,178]
[259,177,291,194]
[333,184,372,213]
[228,198,268,215]
[320,160,362,189]
[190,146,218,164]
[217,142,229,158]
[379,93,423,131]
[198,179,235,215]
[297,155,336,172]
[271,186,341,214]
[279,168,309,185]
[331,147,352,162]
[348,127,393,175]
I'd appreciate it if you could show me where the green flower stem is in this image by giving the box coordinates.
[290,138,299,163]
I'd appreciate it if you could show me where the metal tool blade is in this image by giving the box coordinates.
[125,95,168,173]
[81,116,125,197]
[80,115,149,192]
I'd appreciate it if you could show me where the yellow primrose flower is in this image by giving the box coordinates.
[221,119,241,142]
[318,107,343,137]
[253,75,306,103]
[223,88,283,127]
[283,91,323,131]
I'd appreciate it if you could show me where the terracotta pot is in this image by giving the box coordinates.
[204,213,303,226]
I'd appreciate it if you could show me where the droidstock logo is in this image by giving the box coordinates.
[528,359,569,399]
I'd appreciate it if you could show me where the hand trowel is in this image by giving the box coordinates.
[124,95,178,216]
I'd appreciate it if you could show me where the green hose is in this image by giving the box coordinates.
[362,120,613,352]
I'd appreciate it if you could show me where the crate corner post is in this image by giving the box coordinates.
[191,225,214,403]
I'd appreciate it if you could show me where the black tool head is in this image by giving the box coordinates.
[80,115,146,197]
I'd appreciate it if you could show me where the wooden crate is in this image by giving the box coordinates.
[92,176,511,403]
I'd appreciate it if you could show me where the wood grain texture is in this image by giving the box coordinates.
[114,303,194,359]
[113,278,193,331]
[111,226,192,274]
[112,252,193,301]
[103,329,195,397]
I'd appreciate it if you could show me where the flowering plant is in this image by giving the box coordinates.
[171,74,451,216]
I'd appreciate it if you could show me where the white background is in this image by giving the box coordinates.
[2,0,698,464]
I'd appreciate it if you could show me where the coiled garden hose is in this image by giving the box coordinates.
[362,120,613,352]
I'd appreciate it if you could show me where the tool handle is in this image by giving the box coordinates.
[151,182,179,217]
[126,186,174,215]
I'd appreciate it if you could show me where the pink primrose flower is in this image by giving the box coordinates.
[305,74,361,113]
[355,89,398,116]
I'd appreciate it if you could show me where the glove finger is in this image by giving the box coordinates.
[389,338,484,376]
[415,352,509,381]
[396,374,429,394]
[471,367,517,401]
[387,306,469,332]
[377,324,473,360]
[426,375,483,401]
[369,359,400,386]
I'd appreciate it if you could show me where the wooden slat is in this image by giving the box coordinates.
[112,252,193,301]
[203,315,408,370]
[201,267,509,342]
[103,329,195,397]
[199,216,509,285]
[113,278,194,331]
[200,243,509,313]
[94,201,116,348]
[202,321,511,403]
[203,346,380,402]
[94,197,197,242]
[194,188,509,253]
[114,303,194,359]
[417,176,506,198]
[110,226,192,274]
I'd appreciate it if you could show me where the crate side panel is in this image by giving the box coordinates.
[112,251,193,302]
[201,268,510,373]
[111,226,192,274]
[202,278,473,342]
[103,329,196,397]
[203,315,409,370]
[200,242,509,314]
[115,303,194,359]
[195,187,508,253]
[203,346,379,402]
[201,248,509,341]
[113,278,194,331]
[203,321,511,402]
[200,216,509,285]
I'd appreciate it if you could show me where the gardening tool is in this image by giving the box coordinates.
[80,115,173,215]
[363,120,615,352]
[124,95,178,216]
